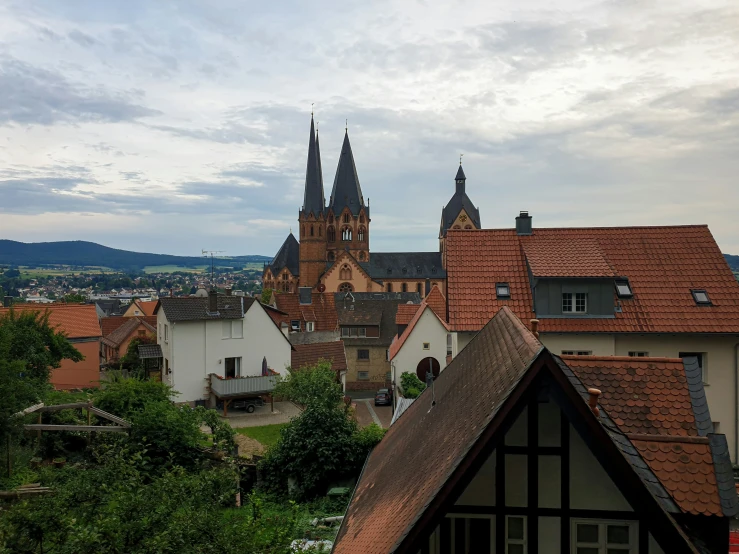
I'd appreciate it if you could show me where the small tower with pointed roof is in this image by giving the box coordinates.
[325,129,370,265]
[439,162,481,267]
[298,114,328,288]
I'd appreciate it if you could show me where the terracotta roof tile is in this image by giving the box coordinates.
[389,303,450,361]
[274,292,337,332]
[103,317,156,348]
[291,341,347,373]
[395,304,419,325]
[0,304,101,338]
[631,438,722,516]
[447,225,739,333]
[424,284,447,321]
[101,316,128,336]
[131,300,158,316]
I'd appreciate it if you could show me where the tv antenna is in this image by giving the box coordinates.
[202,250,225,287]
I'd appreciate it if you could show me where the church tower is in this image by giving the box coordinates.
[298,115,328,288]
[325,130,370,264]
[439,163,481,267]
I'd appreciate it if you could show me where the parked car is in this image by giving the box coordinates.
[231,397,265,413]
[374,388,392,406]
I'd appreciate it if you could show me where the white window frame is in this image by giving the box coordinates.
[562,350,592,356]
[306,321,315,332]
[423,342,430,350]
[164,324,169,343]
[447,333,453,357]
[628,351,649,357]
[562,292,587,314]
[341,327,350,337]
[571,519,636,554]
[358,370,369,380]
[506,515,527,553]
[680,352,707,384]
[359,327,366,337]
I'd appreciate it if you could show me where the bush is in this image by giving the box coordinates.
[93,378,173,419]
[274,361,341,410]
[400,372,426,399]
[352,423,386,452]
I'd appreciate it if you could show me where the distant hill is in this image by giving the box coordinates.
[726,254,739,270]
[0,240,270,270]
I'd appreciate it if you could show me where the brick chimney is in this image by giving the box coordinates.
[530,319,539,338]
[208,289,218,314]
[516,211,532,235]
[225,287,232,296]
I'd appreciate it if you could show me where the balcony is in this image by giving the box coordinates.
[209,373,278,399]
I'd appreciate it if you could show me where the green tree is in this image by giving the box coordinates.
[261,287,273,304]
[400,371,426,399]
[62,293,86,303]
[93,378,173,418]
[274,361,342,410]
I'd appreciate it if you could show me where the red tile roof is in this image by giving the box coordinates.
[291,341,347,373]
[631,438,722,516]
[0,304,101,338]
[424,284,447,321]
[273,292,337,332]
[395,304,419,325]
[388,304,449,361]
[566,356,696,436]
[102,317,156,348]
[131,300,158,316]
[101,316,128,337]
[446,225,739,333]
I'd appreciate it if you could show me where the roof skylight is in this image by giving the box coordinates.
[615,279,633,298]
[691,289,711,305]
[496,282,510,299]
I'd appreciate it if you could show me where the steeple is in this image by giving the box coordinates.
[455,164,466,194]
[439,163,481,238]
[329,130,366,217]
[301,115,325,217]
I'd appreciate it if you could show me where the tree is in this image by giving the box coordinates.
[261,288,273,304]
[274,361,342,410]
[0,309,82,383]
[62,293,86,303]
[119,335,156,374]
[400,372,426,399]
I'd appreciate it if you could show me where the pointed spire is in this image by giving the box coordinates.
[455,164,466,182]
[301,114,325,217]
[329,130,366,217]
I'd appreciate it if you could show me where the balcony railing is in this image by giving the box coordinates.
[209,373,278,398]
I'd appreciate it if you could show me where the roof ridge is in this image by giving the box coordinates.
[560,355,685,363]
[449,224,710,233]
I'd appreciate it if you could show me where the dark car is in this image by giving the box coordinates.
[231,397,265,413]
[374,388,392,406]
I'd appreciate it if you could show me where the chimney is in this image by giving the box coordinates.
[3,296,11,308]
[587,388,601,417]
[208,289,218,314]
[225,287,232,296]
[530,319,539,338]
[516,211,533,235]
[169,288,174,298]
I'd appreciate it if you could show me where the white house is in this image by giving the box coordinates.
[389,302,454,404]
[155,290,292,403]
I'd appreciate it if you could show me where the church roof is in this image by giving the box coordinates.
[329,131,367,217]
[301,115,325,217]
[440,164,481,237]
[368,252,445,280]
[267,233,300,277]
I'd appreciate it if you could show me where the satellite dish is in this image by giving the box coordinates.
[317,284,326,293]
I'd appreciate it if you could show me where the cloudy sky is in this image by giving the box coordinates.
[1,0,737,257]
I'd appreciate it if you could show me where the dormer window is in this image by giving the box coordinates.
[290,320,300,331]
[691,289,711,305]
[615,279,632,298]
[496,283,510,299]
[563,292,587,314]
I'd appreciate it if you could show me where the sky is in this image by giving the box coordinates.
[0,0,737,258]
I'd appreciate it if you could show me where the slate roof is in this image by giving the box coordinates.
[328,131,366,217]
[439,165,481,237]
[368,252,445,280]
[266,233,300,277]
[334,307,734,554]
[102,317,155,348]
[156,296,254,322]
[388,303,449,361]
[273,292,337,332]
[291,341,347,372]
[446,225,739,333]
[138,344,163,359]
[0,304,101,339]
[334,292,421,346]
[301,115,325,217]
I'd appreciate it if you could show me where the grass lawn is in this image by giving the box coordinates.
[19,266,116,277]
[236,423,287,448]
[143,264,208,274]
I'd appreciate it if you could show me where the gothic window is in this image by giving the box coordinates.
[282,273,289,281]
[358,226,366,241]
[417,283,422,294]
[282,283,290,292]
[465,224,472,229]
[310,225,314,236]
[339,264,352,281]
[342,227,353,241]
[319,226,322,237]
[327,226,336,242]
[387,283,393,292]
[358,251,365,261]
[402,283,408,292]
[302,225,305,235]
[327,251,335,261]
[453,225,461,229]
[343,213,350,224]
[329,214,334,224]
[360,214,365,223]
[338,282,353,293]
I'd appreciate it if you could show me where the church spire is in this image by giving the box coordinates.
[301,114,325,217]
[455,163,466,193]
[329,130,366,216]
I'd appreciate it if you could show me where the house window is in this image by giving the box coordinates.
[291,320,301,332]
[343,213,350,224]
[615,279,632,298]
[423,342,430,350]
[341,327,350,337]
[310,225,314,236]
[691,289,711,305]
[358,227,366,241]
[339,282,353,293]
[387,283,393,292]
[417,283,422,294]
[327,226,336,242]
[506,515,527,554]
[224,357,241,379]
[572,520,636,554]
[447,334,453,356]
[138,329,146,337]
[359,328,366,337]
[563,292,587,313]
[339,264,352,281]
[496,282,511,299]
[221,319,243,339]
[562,350,592,356]
[164,324,169,342]
[342,227,353,241]
[358,349,370,360]
[680,352,706,384]
[628,351,649,357]
[358,371,369,380]
[402,283,407,292]
[306,321,315,332]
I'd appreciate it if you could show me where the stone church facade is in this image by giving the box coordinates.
[263,116,481,298]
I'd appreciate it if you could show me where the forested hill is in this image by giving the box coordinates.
[0,240,270,270]
[726,254,739,270]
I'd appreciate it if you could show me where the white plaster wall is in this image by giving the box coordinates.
[505,405,528,447]
[570,422,632,511]
[649,532,665,554]
[505,453,527,507]
[455,450,496,506]
[539,516,560,554]
[171,320,207,402]
[242,302,291,376]
[539,333,616,356]
[457,331,477,353]
[391,308,449,380]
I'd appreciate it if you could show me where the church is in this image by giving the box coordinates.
[262,115,481,298]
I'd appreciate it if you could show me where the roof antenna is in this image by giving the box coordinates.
[311,102,314,116]
[345,118,348,132]
[460,153,463,165]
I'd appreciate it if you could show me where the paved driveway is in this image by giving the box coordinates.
[354,400,392,429]
[221,401,302,428]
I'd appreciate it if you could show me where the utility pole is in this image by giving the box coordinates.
[201,250,225,288]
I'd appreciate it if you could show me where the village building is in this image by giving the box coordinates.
[101,316,156,364]
[334,307,738,554]
[122,299,157,318]
[445,214,739,462]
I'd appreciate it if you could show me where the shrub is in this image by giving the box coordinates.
[400,372,426,399]
[93,378,173,418]
[274,361,342,410]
